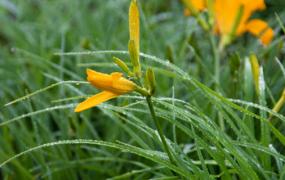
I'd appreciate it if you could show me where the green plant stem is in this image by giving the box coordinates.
[210,36,220,91]
[146,96,176,166]
[135,85,149,96]
[210,35,225,131]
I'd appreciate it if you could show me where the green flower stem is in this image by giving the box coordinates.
[210,35,225,131]
[210,35,220,90]
[135,85,149,96]
[146,96,176,166]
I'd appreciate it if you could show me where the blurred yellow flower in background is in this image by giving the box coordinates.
[215,0,273,45]
[183,0,206,16]
[183,0,274,45]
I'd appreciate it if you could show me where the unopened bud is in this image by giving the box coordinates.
[113,57,133,76]
[129,0,140,51]
[128,40,141,77]
[146,68,156,95]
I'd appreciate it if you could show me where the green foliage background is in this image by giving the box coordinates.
[1,0,285,179]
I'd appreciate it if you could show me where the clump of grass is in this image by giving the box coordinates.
[1,0,285,179]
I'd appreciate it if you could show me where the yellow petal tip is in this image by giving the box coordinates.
[74,104,85,113]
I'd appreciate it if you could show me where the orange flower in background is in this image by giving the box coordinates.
[183,0,274,45]
[183,0,206,16]
[214,0,273,45]
[190,0,205,11]
[74,69,135,112]
[245,19,274,45]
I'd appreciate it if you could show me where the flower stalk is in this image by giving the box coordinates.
[75,0,177,169]
[146,96,176,166]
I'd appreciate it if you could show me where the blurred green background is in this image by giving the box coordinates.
[1,0,285,179]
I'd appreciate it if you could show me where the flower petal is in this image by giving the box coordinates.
[246,19,274,45]
[87,69,111,82]
[183,0,206,16]
[74,91,119,112]
[86,69,135,94]
[86,69,113,90]
[214,0,241,35]
[191,0,206,11]
[241,0,265,11]
[214,0,268,37]
[111,72,123,80]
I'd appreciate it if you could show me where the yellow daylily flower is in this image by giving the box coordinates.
[74,69,136,112]
[245,19,274,45]
[214,0,273,45]
[183,0,274,45]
